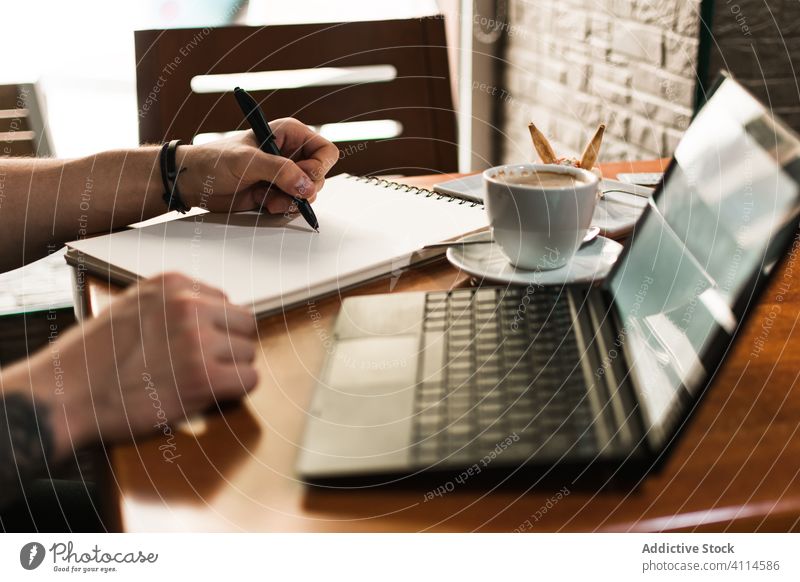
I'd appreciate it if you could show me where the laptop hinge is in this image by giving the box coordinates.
[569,288,645,454]
[565,289,615,454]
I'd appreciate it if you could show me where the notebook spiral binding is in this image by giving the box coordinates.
[350,175,483,207]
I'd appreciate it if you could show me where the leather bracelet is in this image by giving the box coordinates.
[160,140,191,214]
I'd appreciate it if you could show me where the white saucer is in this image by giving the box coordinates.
[445,232,623,286]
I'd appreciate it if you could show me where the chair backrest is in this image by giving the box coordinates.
[0,83,52,157]
[134,17,457,175]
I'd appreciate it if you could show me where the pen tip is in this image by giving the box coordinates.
[314,228,320,233]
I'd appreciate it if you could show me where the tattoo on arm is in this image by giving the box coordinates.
[0,394,54,508]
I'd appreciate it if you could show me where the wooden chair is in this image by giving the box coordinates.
[134,17,457,175]
[0,83,71,367]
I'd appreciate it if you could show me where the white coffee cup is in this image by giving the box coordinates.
[483,163,600,270]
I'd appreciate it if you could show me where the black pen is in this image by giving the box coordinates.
[233,87,319,232]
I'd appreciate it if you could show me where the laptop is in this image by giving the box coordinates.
[297,75,800,486]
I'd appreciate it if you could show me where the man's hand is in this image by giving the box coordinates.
[177,119,340,215]
[0,117,338,271]
[5,273,259,459]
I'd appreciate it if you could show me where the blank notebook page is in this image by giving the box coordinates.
[67,174,488,312]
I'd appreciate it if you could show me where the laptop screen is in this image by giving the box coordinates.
[607,77,800,445]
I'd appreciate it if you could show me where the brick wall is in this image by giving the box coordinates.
[499,0,702,164]
[705,0,800,132]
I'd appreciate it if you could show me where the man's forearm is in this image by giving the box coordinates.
[0,147,167,271]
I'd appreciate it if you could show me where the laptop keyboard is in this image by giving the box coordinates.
[412,287,598,466]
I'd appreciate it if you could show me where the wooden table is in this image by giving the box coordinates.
[82,159,800,532]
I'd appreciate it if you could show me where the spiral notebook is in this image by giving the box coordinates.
[65,174,489,316]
